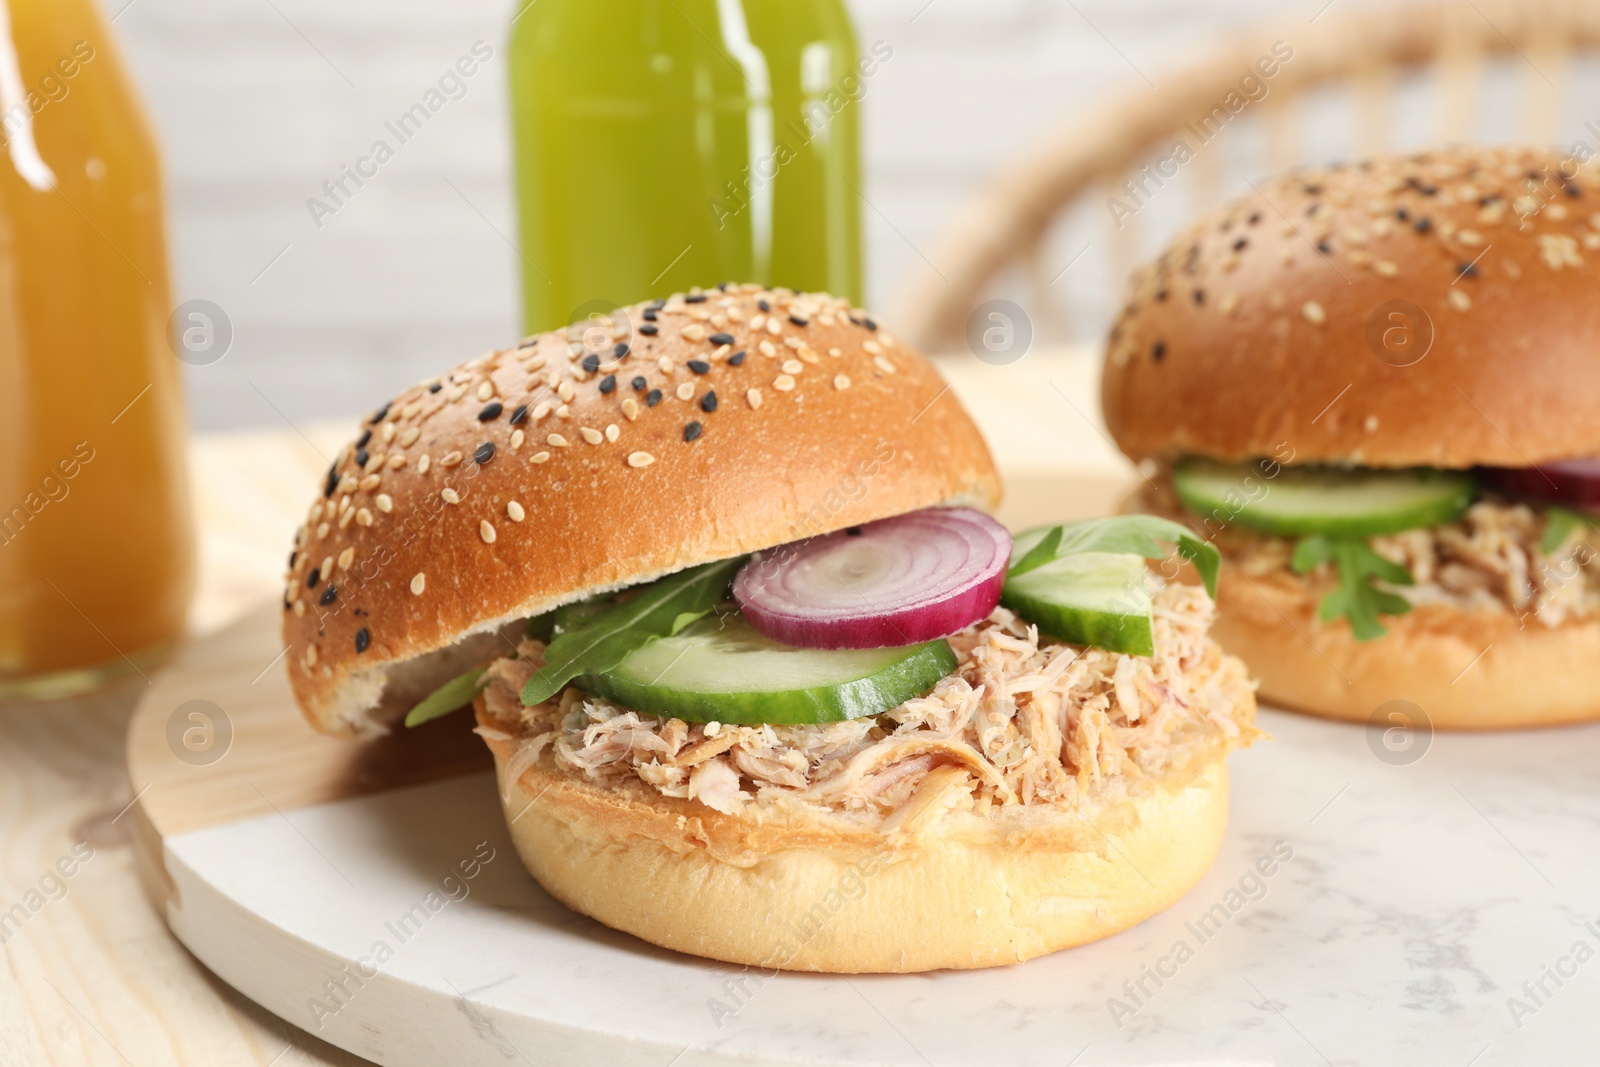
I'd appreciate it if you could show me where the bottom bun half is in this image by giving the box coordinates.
[1213,573,1600,729]
[477,705,1235,973]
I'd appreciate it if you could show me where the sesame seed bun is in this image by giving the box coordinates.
[281,287,1000,737]
[1102,146,1600,468]
[476,701,1240,973]
[1209,571,1600,729]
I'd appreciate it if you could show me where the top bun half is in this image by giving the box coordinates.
[1102,146,1600,468]
[281,287,1000,736]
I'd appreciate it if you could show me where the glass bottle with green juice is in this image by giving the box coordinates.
[509,0,874,333]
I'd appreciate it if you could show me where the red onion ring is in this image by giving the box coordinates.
[733,507,1012,649]
[1481,459,1600,510]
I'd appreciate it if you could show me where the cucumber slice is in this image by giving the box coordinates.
[1001,551,1155,656]
[574,616,958,724]
[1173,458,1476,538]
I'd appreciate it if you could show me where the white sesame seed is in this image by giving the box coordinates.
[338,547,355,569]
[417,454,431,474]
[401,402,421,419]
[834,374,851,390]
[747,388,763,409]
[1373,259,1398,277]
[320,555,333,578]
[658,356,674,374]
[441,488,460,504]
[376,493,393,513]
[316,522,329,539]
[531,451,551,464]
[628,451,655,468]
[449,386,467,402]
[1364,415,1380,432]
[440,450,463,468]
[759,340,777,357]
[338,475,358,494]
[605,423,620,442]
[381,423,396,444]
[547,433,569,448]
[749,314,766,331]
[532,400,552,420]
[507,501,525,522]
[399,426,420,447]
[580,426,603,445]
[1301,300,1326,325]
[863,340,882,355]
[765,318,782,335]
[337,508,356,529]
[356,508,373,527]
[510,429,525,450]
[622,398,640,421]
[293,600,306,616]
[557,380,575,402]
[480,520,496,544]
[874,355,897,374]
[477,381,495,401]
[359,473,381,491]
[411,572,426,596]
[681,323,706,341]
[555,403,571,419]
[305,645,317,667]
[782,358,803,374]
[1448,288,1472,311]
[386,453,406,470]
[1456,229,1483,247]
[676,382,695,401]
[774,374,796,391]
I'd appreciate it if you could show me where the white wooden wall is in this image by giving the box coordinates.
[103,0,1316,429]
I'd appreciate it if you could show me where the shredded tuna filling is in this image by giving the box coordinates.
[1133,472,1600,626]
[480,583,1255,821]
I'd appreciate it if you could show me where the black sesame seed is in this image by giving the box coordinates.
[1152,341,1166,362]
[368,402,390,425]
[475,442,495,465]
[1414,217,1432,234]
[685,293,708,304]
[477,401,503,421]
[862,317,877,331]
[1232,237,1248,251]
[1456,262,1478,278]
[323,465,338,498]
[307,567,321,588]
[354,447,369,468]
[788,314,808,327]
[1247,211,1262,225]
[581,353,601,374]
[428,382,443,393]
[599,375,616,394]
[1303,183,1323,195]
[1395,206,1410,221]
[288,549,297,567]
[509,404,529,425]
[1315,240,1332,254]
[640,323,659,336]
[355,628,370,654]
[320,585,338,606]
[758,300,771,312]
[846,526,863,536]
[649,299,667,310]
[1192,289,1205,306]
[708,332,735,346]
[1154,289,1168,302]
[700,390,717,413]
[631,376,648,391]
[728,350,746,366]
[643,308,658,321]
[683,421,703,442]
[646,388,663,407]
[687,360,710,375]
[356,428,372,449]
[1564,183,1582,198]
[614,342,630,358]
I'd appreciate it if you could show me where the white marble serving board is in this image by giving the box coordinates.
[158,706,1600,1066]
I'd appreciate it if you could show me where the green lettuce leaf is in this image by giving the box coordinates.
[521,557,745,706]
[1292,535,1413,641]
[1540,505,1599,554]
[1008,515,1220,597]
[403,667,490,728]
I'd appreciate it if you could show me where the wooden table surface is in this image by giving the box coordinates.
[0,348,1123,1067]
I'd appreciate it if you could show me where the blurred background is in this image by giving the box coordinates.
[102,0,1321,429]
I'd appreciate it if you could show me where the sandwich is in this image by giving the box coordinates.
[1102,145,1600,729]
[282,285,1257,972]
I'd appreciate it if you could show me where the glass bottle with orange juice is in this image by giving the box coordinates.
[0,0,193,699]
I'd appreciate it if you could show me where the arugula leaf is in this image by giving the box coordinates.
[1009,515,1220,597]
[1293,535,1413,641]
[521,557,745,706]
[404,666,490,728]
[1540,505,1599,554]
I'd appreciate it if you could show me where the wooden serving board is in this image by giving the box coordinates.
[126,470,1600,1066]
